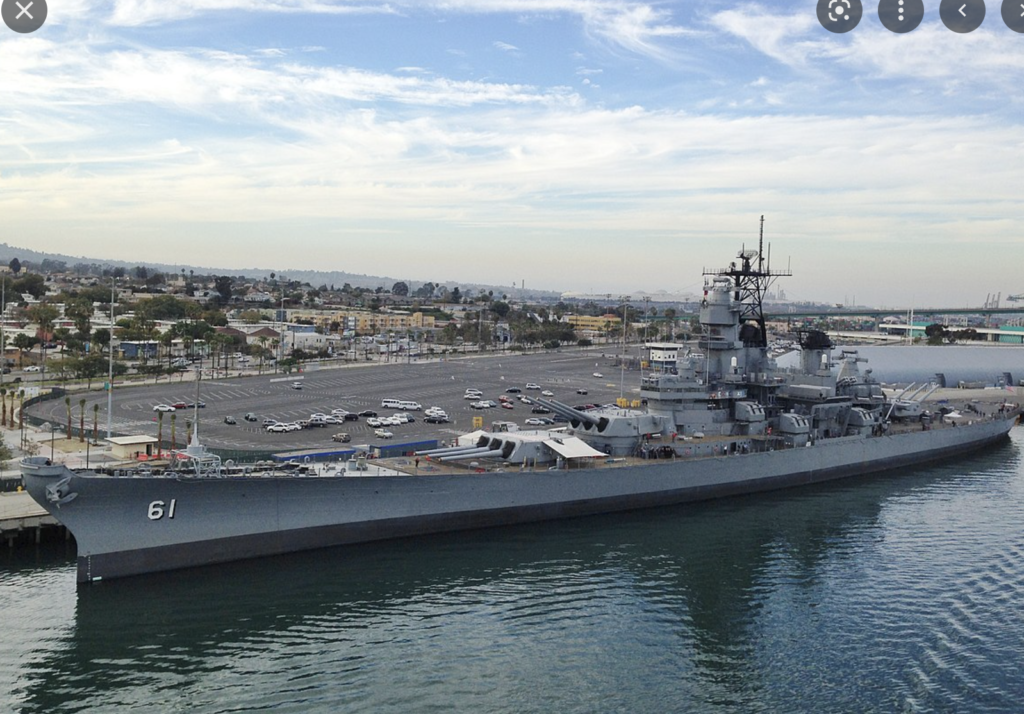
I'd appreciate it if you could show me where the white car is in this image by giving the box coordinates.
[267,423,288,433]
[331,409,350,417]
[470,401,491,409]
[593,372,604,378]
[526,383,540,390]
[152,404,176,412]
[24,365,41,372]
[323,415,342,425]
[366,417,382,428]
[464,392,483,400]
[374,429,394,439]
[541,390,554,397]
[524,418,546,426]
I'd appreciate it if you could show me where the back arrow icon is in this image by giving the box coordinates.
[959,3,966,15]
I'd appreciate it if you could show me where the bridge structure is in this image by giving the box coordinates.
[763,306,1024,320]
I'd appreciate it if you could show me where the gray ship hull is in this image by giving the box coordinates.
[22,416,1017,583]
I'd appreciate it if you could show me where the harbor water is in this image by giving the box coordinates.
[2,427,1023,713]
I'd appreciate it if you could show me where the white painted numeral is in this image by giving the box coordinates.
[148,499,177,520]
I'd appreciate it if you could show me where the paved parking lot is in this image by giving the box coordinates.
[28,351,636,452]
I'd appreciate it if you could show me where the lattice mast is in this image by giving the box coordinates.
[703,216,791,348]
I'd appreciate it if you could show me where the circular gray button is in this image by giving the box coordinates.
[1,0,47,33]
[817,0,863,33]
[879,0,925,32]
[1002,0,1024,31]
[940,0,986,32]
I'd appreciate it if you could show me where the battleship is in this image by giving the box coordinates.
[21,233,1021,583]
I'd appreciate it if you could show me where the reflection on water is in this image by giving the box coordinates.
[4,431,1024,713]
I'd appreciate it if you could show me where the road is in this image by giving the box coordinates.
[27,351,635,452]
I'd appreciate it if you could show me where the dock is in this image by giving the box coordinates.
[0,490,64,548]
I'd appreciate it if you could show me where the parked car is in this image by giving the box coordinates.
[223,416,237,425]
[424,415,449,424]
[524,418,546,426]
[576,388,588,395]
[373,429,394,439]
[291,382,303,389]
[332,432,351,443]
[263,417,277,426]
[593,372,604,378]
[505,387,522,393]
[344,413,360,421]
[531,406,552,414]
[541,390,554,397]
[501,402,514,410]
[267,423,288,433]
[152,404,175,412]
[244,413,258,422]
[366,417,382,427]
[185,401,207,408]
[525,383,540,390]
[171,402,188,409]
[358,410,377,418]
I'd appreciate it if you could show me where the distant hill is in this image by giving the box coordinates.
[0,243,559,300]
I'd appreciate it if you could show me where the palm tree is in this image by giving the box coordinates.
[65,396,72,440]
[170,413,177,453]
[157,411,164,457]
[1,387,6,428]
[92,403,99,443]
[79,398,86,442]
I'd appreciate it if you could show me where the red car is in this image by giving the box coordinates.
[171,402,188,409]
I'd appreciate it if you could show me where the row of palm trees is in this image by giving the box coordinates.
[1,387,26,429]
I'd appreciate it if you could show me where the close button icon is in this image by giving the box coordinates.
[1001,0,1024,31]
[1,0,47,33]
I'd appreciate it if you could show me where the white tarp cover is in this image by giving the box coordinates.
[543,437,605,459]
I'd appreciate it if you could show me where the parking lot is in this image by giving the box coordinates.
[28,351,634,452]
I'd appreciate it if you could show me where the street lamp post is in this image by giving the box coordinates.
[45,422,56,461]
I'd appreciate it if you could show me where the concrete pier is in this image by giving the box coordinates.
[0,490,62,548]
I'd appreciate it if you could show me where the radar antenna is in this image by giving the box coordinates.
[703,215,791,348]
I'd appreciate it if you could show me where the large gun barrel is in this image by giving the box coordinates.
[534,398,602,427]
[438,446,501,462]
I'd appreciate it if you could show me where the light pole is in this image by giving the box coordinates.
[107,278,115,438]
[45,422,56,462]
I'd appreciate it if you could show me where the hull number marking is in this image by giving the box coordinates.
[148,499,177,520]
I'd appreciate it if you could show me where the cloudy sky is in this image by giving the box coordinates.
[2,0,1023,306]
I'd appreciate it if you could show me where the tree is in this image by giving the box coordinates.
[214,276,233,303]
[65,396,73,440]
[391,281,409,297]
[8,257,20,274]
[79,398,86,442]
[490,301,511,319]
[924,323,947,346]
[1,388,6,427]
[93,403,99,443]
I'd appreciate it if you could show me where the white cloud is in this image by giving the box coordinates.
[99,0,692,60]
[494,41,520,53]
[711,5,1024,88]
